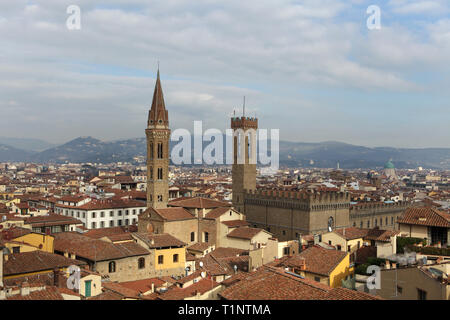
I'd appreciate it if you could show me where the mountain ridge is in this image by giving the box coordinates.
[0,136,449,169]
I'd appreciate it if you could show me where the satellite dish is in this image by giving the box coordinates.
[233,265,238,272]
[199,261,204,268]
[328,226,332,232]
[200,272,206,278]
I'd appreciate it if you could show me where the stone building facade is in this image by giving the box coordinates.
[349,202,411,231]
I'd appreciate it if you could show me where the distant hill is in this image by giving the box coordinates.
[0,144,35,162]
[0,136,449,169]
[0,137,55,152]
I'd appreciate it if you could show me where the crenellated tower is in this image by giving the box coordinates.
[231,110,258,213]
[146,69,170,209]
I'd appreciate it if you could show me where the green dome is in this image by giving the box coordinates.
[384,160,395,169]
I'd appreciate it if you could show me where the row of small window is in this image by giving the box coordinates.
[91,218,137,229]
[353,216,398,229]
[189,231,209,242]
[107,254,180,273]
[59,208,144,219]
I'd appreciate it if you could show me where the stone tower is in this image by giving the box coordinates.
[231,112,258,213]
[146,69,170,209]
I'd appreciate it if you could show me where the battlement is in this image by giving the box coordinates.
[231,116,258,130]
[244,188,350,204]
[350,201,411,211]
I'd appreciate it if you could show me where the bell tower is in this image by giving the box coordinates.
[231,106,258,213]
[146,69,170,209]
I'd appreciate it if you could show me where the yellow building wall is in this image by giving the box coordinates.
[14,233,54,253]
[329,253,354,288]
[154,247,186,271]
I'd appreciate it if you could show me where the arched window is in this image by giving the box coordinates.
[109,261,116,273]
[138,257,145,269]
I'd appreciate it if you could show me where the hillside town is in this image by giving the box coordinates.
[0,72,449,301]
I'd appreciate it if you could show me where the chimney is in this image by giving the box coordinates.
[391,262,397,269]
[385,260,391,270]
[20,282,30,296]
[53,268,61,288]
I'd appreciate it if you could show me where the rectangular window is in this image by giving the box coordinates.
[101,211,105,218]
[118,220,122,226]
[110,211,114,217]
[110,221,114,227]
[92,212,96,219]
[91,222,96,229]
[417,289,427,300]
[314,276,321,282]
[13,246,20,254]
[158,255,164,264]
[397,286,403,295]
[118,210,122,216]
[100,221,105,228]
[173,254,179,263]
[125,210,129,216]
[83,212,86,219]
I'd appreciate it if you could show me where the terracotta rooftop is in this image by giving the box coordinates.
[219,266,382,300]
[221,220,250,228]
[227,227,267,240]
[145,207,195,221]
[169,197,231,209]
[204,207,231,219]
[281,246,348,276]
[3,250,86,276]
[54,232,149,261]
[133,232,186,249]
[334,227,369,240]
[6,286,64,300]
[119,278,166,294]
[24,214,83,228]
[398,207,450,228]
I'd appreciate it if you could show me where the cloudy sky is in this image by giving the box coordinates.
[0,0,449,148]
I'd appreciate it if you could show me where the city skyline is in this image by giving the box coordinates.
[1,1,450,148]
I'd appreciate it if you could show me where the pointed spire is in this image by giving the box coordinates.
[148,67,168,127]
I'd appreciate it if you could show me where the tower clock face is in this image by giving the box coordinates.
[328,217,334,231]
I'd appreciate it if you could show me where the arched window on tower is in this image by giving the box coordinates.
[150,143,154,159]
[157,142,163,159]
[158,168,163,180]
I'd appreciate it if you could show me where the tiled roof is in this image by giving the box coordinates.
[146,207,195,221]
[282,246,348,276]
[227,227,266,240]
[188,242,211,252]
[221,220,250,228]
[398,207,450,228]
[102,282,140,299]
[24,214,82,227]
[1,226,32,240]
[6,286,64,300]
[169,197,231,209]
[133,232,186,249]
[54,232,149,261]
[119,278,165,294]
[334,227,368,240]
[219,266,382,300]
[83,226,136,239]
[3,251,86,276]
[208,247,248,259]
[364,228,399,242]
[57,198,146,210]
[157,278,220,300]
[204,207,231,219]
